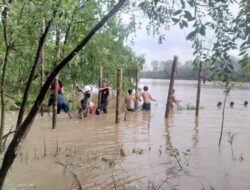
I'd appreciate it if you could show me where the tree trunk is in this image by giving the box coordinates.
[195,62,203,117]
[165,56,178,118]
[52,30,61,129]
[116,68,123,124]
[98,67,103,107]
[0,48,10,153]
[0,0,11,153]
[40,18,46,116]
[0,1,126,188]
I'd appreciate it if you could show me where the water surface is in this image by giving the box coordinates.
[4,79,250,190]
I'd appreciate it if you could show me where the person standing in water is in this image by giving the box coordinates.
[76,84,93,118]
[141,86,155,110]
[125,89,137,112]
[169,89,181,108]
[55,81,72,119]
[96,80,110,115]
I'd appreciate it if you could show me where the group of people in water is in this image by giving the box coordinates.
[48,79,182,119]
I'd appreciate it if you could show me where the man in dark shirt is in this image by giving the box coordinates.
[96,80,110,115]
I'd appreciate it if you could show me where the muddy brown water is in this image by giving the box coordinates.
[2,79,250,190]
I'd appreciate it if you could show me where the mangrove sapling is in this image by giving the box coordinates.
[0,1,127,186]
[101,157,116,168]
[167,146,191,171]
[219,84,232,146]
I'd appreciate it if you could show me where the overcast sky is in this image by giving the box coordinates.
[123,3,240,71]
[127,24,194,70]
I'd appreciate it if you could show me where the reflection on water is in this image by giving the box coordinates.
[3,79,250,190]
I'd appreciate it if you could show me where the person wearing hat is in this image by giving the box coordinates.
[96,80,110,115]
[76,84,93,118]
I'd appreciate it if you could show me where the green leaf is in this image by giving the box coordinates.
[180,0,185,8]
[179,22,184,29]
[186,30,197,40]
[184,11,193,21]
[182,20,188,27]
[199,25,206,36]
[173,10,182,16]
[171,17,180,23]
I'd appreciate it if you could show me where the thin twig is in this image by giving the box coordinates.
[112,173,117,190]
[55,161,82,190]
[2,125,15,149]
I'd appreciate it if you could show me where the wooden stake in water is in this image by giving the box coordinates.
[98,67,103,107]
[40,18,45,116]
[135,67,140,109]
[52,30,61,129]
[195,62,203,117]
[165,56,178,118]
[116,68,123,124]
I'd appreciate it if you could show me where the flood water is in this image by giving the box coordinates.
[3,79,250,190]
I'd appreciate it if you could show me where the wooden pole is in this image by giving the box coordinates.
[98,67,103,107]
[40,18,45,116]
[52,30,60,129]
[135,67,140,109]
[165,56,178,118]
[116,68,123,124]
[195,62,203,117]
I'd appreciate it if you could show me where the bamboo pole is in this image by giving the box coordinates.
[135,67,140,109]
[165,56,178,118]
[98,67,103,107]
[116,68,123,124]
[195,62,203,117]
[40,18,45,116]
[52,30,60,129]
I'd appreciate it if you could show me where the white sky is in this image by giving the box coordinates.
[122,2,241,71]
[127,24,194,69]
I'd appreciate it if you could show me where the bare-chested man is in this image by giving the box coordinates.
[125,89,137,112]
[141,86,155,110]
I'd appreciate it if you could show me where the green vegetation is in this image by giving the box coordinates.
[101,157,116,168]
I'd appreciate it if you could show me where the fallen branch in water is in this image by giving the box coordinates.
[55,161,82,190]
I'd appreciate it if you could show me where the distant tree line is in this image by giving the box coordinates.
[141,60,198,80]
[141,58,250,82]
